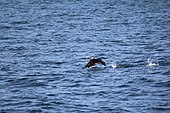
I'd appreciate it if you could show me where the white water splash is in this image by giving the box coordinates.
[111,64,117,68]
[146,58,159,67]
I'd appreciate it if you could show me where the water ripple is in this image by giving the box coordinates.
[0,0,170,113]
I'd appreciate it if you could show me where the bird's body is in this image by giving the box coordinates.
[84,58,106,68]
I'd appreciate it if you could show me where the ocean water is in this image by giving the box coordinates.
[0,0,170,113]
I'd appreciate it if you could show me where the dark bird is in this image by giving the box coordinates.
[84,58,106,68]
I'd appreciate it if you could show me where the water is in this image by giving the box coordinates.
[0,0,170,112]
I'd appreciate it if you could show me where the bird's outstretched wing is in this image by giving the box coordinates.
[84,61,94,68]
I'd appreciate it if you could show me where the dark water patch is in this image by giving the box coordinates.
[46,93,56,97]
[154,81,170,87]
[157,48,165,52]
[117,84,130,88]
[138,77,155,83]
[2,100,32,107]
[149,71,162,75]
[150,107,170,113]
[6,78,48,88]
[0,65,11,72]
[159,60,170,66]
[163,70,170,75]
[95,28,110,32]
[11,21,29,25]
[100,107,131,113]
[0,109,8,113]
[65,83,82,88]
[0,0,170,112]
[0,25,12,30]
[40,60,66,65]
[9,45,27,51]
[3,26,31,31]
[116,63,136,69]
[131,59,146,66]
[10,89,21,93]
[30,109,43,113]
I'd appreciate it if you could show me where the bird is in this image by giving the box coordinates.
[84,58,106,68]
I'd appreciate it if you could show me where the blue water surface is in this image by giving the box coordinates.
[0,0,170,113]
